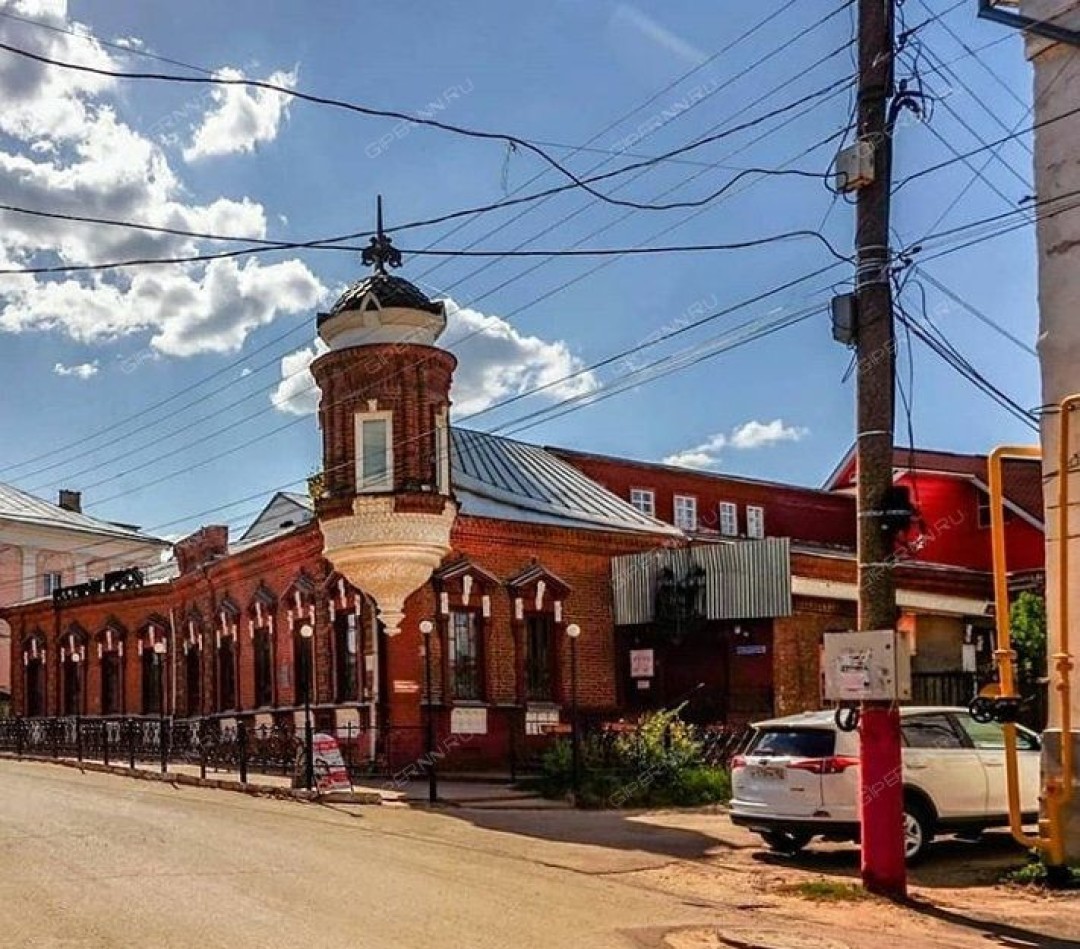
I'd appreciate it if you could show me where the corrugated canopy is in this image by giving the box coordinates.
[611,538,792,625]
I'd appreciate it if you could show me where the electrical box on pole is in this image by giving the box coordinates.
[835,139,876,193]
[823,630,912,703]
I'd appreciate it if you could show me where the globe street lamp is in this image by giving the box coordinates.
[299,623,315,791]
[565,623,581,800]
[419,619,437,805]
[153,640,168,773]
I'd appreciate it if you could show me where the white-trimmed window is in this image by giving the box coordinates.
[355,412,393,492]
[747,505,765,539]
[674,494,698,531]
[629,488,655,517]
[719,502,738,537]
[43,572,63,597]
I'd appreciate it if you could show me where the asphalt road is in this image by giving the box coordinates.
[0,761,719,949]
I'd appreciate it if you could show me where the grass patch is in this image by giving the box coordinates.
[1002,852,1080,889]
[775,881,873,902]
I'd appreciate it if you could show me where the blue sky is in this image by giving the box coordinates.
[0,0,1041,540]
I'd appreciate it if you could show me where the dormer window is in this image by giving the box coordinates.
[355,411,393,492]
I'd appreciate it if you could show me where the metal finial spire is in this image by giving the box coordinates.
[362,195,402,275]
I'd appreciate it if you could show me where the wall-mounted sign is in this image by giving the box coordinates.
[630,648,654,678]
[525,707,560,735]
[735,644,767,656]
[451,707,488,735]
[393,679,420,694]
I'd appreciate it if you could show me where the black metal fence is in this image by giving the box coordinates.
[0,715,434,785]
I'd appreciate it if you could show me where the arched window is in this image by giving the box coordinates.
[289,574,320,706]
[507,563,571,705]
[95,621,126,716]
[60,625,88,716]
[433,559,500,703]
[324,575,366,704]
[182,613,204,718]
[215,599,240,713]
[22,632,47,717]
[139,621,170,715]
[248,585,277,709]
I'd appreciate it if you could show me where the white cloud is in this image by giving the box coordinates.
[729,419,808,450]
[53,360,98,379]
[663,433,727,470]
[0,2,318,360]
[270,297,598,419]
[663,420,808,470]
[183,67,297,161]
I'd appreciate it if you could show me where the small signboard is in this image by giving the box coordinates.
[450,707,488,735]
[630,648,654,678]
[393,679,420,694]
[312,732,351,794]
[735,644,767,656]
[525,707,560,736]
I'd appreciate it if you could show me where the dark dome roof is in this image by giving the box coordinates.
[319,273,443,326]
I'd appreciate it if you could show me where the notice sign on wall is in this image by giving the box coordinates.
[450,707,488,735]
[393,679,420,694]
[630,648,654,678]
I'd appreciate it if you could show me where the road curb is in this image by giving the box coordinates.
[0,753,382,804]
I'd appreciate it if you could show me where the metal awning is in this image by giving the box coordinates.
[611,538,792,626]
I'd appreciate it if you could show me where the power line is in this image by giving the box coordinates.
[0,32,850,215]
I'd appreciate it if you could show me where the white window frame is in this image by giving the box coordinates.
[629,488,655,517]
[355,411,394,493]
[674,494,698,531]
[719,502,739,537]
[43,572,63,597]
[746,504,765,539]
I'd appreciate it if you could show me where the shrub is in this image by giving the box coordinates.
[531,707,732,809]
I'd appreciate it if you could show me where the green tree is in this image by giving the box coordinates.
[1010,591,1047,686]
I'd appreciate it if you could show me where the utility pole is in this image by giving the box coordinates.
[1016,0,1080,865]
[854,0,906,898]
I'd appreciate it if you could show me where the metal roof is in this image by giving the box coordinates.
[451,428,680,535]
[0,482,168,546]
[318,273,444,326]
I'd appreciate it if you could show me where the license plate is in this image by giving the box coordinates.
[750,764,785,781]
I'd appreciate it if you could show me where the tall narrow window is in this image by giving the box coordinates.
[294,625,313,705]
[62,656,81,716]
[101,651,122,715]
[674,494,698,531]
[25,657,45,717]
[525,614,555,702]
[142,649,163,714]
[185,648,202,717]
[435,408,451,493]
[449,610,482,700]
[746,505,765,539]
[334,612,360,702]
[217,637,237,711]
[719,502,738,536]
[253,626,273,707]
[355,412,393,492]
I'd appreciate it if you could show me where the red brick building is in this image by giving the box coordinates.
[1,252,1020,770]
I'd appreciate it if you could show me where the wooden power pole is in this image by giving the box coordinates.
[854,0,906,898]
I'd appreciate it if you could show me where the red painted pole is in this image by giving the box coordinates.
[858,704,906,895]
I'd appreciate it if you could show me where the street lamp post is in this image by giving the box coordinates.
[419,619,437,805]
[566,623,581,801]
[153,641,168,773]
[299,624,316,791]
[71,651,82,762]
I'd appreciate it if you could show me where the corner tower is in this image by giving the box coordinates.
[311,199,456,635]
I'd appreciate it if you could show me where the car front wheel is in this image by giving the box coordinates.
[903,801,934,863]
[760,829,812,854]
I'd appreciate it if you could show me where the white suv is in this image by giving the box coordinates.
[729,706,1041,861]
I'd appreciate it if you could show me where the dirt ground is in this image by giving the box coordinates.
[617,811,1080,949]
